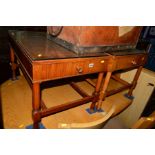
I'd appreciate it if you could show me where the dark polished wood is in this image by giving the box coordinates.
[90,72,104,110]
[85,75,133,97]
[106,84,132,97]
[114,54,147,70]
[10,45,18,80]
[89,58,147,109]
[9,30,148,128]
[32,82,41,129]
[93,50,147,109]
[127,66,143,97]
[96,72,112,110]
[41,100,47,110]
[9,30,114,128]
[40,96,94,118]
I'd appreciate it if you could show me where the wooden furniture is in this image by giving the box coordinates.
[1,75,132,129]
[8,29,147,129]
[132,111,155,129]
[47,26,142,54]
[86,52,147,110]
[48,26,148,111]
[9,30,115,129]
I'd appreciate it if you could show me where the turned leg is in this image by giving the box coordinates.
[127,66,143,97]
[90,72,104,110]
[10,46,18,80]
[96,72,112,110]
[32,83,41,129]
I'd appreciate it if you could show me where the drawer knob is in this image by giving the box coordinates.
[100,60,105,63]
[76,67,83,73]
[131,60,137,65]
[141,57,145,61]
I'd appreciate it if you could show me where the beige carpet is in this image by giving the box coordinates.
[1,75,129,129]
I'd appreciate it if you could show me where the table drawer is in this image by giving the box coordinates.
[33,57,111,81]
[115,54,147,70]
[71,58,109,74]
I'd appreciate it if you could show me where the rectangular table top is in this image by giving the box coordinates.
[8,30,110,61]
[8,30,146,61]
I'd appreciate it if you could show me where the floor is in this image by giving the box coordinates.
[1,75,129,129]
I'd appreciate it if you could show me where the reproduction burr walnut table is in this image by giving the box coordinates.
[8,30,147,129]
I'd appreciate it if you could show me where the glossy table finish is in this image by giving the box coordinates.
[9,30,113,129]
[9,30,148,128]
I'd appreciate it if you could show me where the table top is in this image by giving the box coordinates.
[9,30,146,61]
[8,30,110,61]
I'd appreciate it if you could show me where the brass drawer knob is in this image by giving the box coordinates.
[100,60,105,63]
[141,57,145,61]
[131,60,137,65]
[76,67,83,73]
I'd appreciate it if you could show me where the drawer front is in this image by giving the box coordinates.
[33,57,111,81]
[115,54,147,70]
[11,45,33,80]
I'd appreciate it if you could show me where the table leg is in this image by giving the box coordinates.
[32,83,41,129]
[96,72,112,110]
[10,46,18,80]
[90,72,104,111]
[127,66,143,97]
